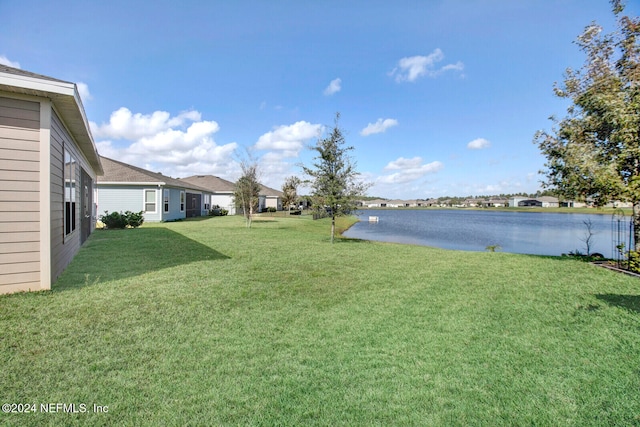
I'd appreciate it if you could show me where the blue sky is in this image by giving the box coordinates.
[3,0,637,199]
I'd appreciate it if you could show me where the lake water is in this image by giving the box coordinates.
[343,209,631,258]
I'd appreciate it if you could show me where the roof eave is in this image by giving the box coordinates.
[0,71,103,175]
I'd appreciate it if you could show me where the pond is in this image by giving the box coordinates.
[343,209,632,258]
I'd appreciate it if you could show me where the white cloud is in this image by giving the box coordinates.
[0,55,20,68]
[389,49,464,82]
[91,107,202,140]
[360,118,398,136]
[254,121,323,158]
[323,78,342,96]
[467,138,491,150]
[378,157,444,184]
[93,107,238,178]
[76,82,92,101]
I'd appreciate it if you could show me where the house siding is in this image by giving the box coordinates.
[49,109,96,283]
[211,194,235,215]
[0,96,42,292]
[97,185,164,222]
[162,187,185,221]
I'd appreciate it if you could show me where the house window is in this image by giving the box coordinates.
[64,148,77,236]
[204,194,211,210]
[163,189,170,213]
[144,189,157,213]
[180,191,185,212]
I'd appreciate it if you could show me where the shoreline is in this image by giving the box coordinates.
[356,206,631,215]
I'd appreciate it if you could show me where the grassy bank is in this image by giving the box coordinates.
[1,215,640,426]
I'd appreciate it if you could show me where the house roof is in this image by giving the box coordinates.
[537,196,559,202]
[98,157,210,192]
[260,184,283,197]
[180,175,236,193]
[182,175,283,197]
[0,64,103,175]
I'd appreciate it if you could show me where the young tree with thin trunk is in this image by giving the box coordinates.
[534,0,640,250]
[234,160,261,228]
[302,113,370,243]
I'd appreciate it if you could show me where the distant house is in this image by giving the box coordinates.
[362,199,388,208]
[180,176,283,213]
[483,198,508,207]
[463,198,481,207]
[180,174,236,215]
[537,196,559,208]
[508,196,529,207]
[260,184,283,211]
[97,157,212,221]
[0,65,103,294]
[560,200,587,208]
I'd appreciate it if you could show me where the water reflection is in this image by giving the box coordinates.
[344,209,623,257]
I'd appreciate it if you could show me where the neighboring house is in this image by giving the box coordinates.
[260,184,283,211]
[483,198,508,207]
[180,174,236,215]
[0,65,103,294]
[537,196,559,208]
[560,200,587,208]
[463,198,481,207]
[363,199,388,208]
[508,196,529,207]
[97,157,212,221]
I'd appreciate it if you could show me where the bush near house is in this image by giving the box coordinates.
[99,210,144,229]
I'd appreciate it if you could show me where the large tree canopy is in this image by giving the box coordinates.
[302,113,369,243]
[534,0,640,250]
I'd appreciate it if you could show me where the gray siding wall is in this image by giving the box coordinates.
[50,109,96,283]
[162,187,185,221]
[0,96,41,291]
[97,185,164,222]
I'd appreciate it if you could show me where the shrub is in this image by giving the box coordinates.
[100,211,127,229]
[267,207,277,213]
[629,251,640,273]
[99,211,144,229]
[209,208,228,217]
[124,211,144,228]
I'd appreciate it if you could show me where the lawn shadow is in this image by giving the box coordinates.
[336,236,370,244]
[595,294,640,314]
[54,227,229,292]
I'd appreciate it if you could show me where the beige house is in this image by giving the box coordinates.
[260,184,283,211]
[180,174,237,215]
[0,65,102,294]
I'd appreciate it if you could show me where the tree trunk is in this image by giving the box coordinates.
[331,214,335,244]
[634,202,640,252]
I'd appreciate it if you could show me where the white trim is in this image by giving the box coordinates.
[143,188,158,214]
[0,73,76,97]
[163,188,170,213]
[39,100,52,291]
[99,181,166,186]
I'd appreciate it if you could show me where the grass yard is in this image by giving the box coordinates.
[1,215,640,426]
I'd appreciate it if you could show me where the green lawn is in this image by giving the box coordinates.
[2,215,640,426]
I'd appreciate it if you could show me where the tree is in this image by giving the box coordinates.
[234,160,261,228]
[534,0,640,251]
[281,176,301,213]
[302,113,370,243]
